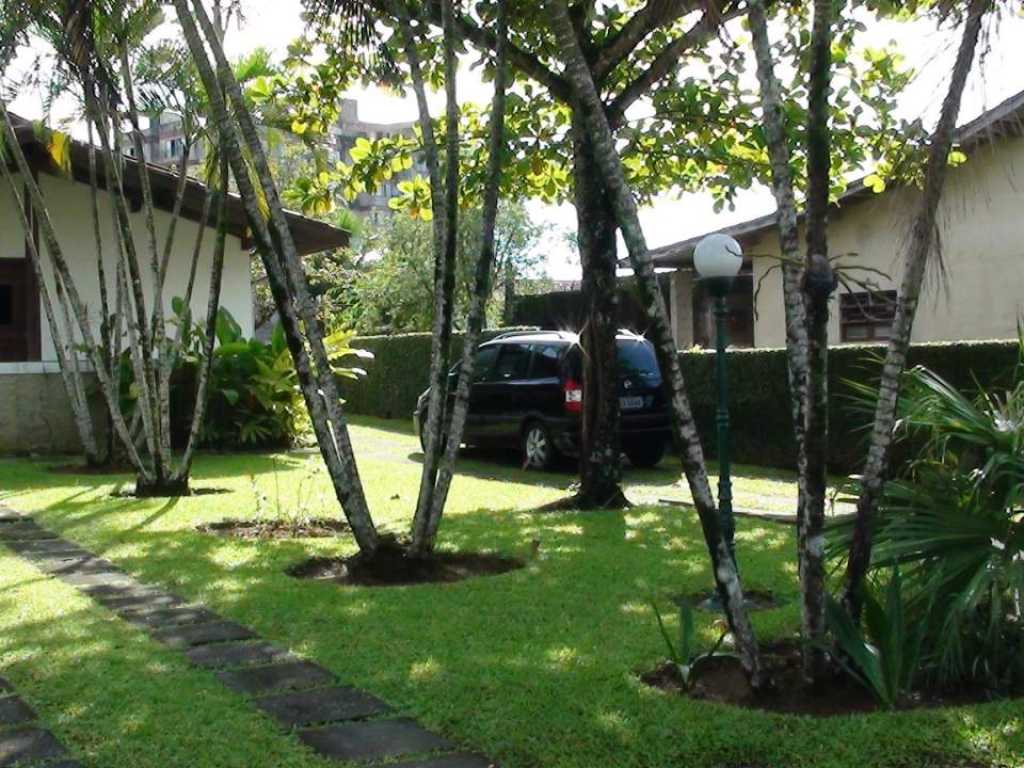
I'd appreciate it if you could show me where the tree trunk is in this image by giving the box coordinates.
[502,262,516,324]
[422,0,511,546]
[86,118,114,465]
[800,0,839,684]
[572,113,627,509]
[842,0,988,618]
[87,87,162,475]
[406,0,461,553]
[119,49,174,481]
[174,154,229,483]
[175,0,379,552]
[544,0,762,686]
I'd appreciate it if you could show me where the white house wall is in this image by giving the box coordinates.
[34,172,253,361]
[0,172,28,260]
[746,132,1024,348]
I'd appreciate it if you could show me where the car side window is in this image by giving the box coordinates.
[472,346,500,382]
[493,343,532,380]
[530,344,562,379]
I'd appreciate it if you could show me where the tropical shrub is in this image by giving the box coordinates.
[833,336,1024,691]
[825,569,928,709]
[122,304,372,450]
[650,596,731,690]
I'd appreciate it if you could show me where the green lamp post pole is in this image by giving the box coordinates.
[694,233,744,563]
[711,283,735,557]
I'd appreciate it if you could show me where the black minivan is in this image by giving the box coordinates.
[413,330,671,469]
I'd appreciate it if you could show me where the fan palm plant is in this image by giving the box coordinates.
[832,335,1024,689]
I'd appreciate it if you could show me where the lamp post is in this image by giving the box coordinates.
[694,233,743,560]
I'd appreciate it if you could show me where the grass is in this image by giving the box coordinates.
[0,415,1019,768]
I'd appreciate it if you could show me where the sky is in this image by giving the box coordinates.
[9,1,1024,280]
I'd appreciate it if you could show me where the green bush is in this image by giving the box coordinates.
[831,342,1024,691]
[338,334,1019,472]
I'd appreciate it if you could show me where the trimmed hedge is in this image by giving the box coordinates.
[680,340,1019,472]
[340,333,1020,472]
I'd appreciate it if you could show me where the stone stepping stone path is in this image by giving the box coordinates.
[0,676,82,767]
[0,508,496,767]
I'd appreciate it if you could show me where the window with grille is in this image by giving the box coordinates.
[840,290,897,342]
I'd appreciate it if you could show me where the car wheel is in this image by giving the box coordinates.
[625,440,665,469]
[521,421,556,470]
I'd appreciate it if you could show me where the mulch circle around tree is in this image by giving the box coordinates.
[287,540,524,587]
[198,518,350,540]
[678,589,783,612]
[639,640,1004,717]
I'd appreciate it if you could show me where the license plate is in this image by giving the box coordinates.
[620,396,644,411]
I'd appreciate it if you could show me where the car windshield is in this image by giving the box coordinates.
[616,339,659,378]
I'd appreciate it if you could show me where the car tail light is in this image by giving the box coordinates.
[563,378,582,414]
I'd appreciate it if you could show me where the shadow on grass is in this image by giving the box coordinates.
[4,488,1020,768]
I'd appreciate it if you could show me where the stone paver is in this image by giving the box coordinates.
[298,718,453,763]
[0,523,57,542]
[254,686,390,728]
[55,569,135,588]
[390,755,496,768]
[1,511,497,767]
[119,606,219,629]
[0,727,68,767]
[0,696,36,726]
[94,591,186,612]
[3,540,89,559]
[151,621,257,649]
[216,661,336,696]
[51,559,123,577]
[185,641,295,670]
[83,583,175,604]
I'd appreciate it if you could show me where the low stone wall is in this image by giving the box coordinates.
[0,369,108,455]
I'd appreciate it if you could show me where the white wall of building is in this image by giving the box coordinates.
[671,132,1024,348]
[0,169,252,365]
[752,133,1024,347]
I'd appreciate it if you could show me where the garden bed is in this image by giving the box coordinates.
[640,641,1004,717]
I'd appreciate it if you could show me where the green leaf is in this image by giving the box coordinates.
[865,173,886,193]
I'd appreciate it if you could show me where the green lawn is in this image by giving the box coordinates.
[0,416,1019,768]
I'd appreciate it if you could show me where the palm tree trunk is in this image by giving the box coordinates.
[119,50,174,483]
[175,0,379,552]
[544,0,762,686]
[842,0,988,618]
[88,88,162,477]
[86,117,114,465]
[174,155,229,482]
[409,0,461,553]
[422,0,511,546]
